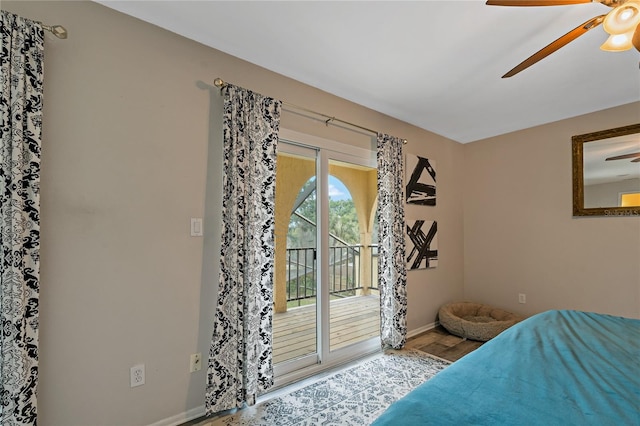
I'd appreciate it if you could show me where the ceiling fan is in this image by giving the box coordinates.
[605,152,640,162]
[487,0,640,77]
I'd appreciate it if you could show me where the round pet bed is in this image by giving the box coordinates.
[438,301,523,341]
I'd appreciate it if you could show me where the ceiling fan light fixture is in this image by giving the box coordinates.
[600,31,634,50]
[603,1,640,35]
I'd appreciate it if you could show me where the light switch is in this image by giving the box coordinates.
[190,218,203,236]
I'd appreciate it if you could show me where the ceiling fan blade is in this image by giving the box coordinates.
[605,152,640,161]
[487,0,593,5]
[502,15,606,78]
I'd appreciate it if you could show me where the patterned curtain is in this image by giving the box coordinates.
[377,134,407,349]
[206,85,281,414]
[0,11,44,426]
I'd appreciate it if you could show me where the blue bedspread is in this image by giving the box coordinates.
[372,310,640,425]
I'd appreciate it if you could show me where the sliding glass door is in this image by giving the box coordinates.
[272,133,380,385]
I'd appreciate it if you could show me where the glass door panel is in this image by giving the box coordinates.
[327,159,380,352]
[273,133,380,385]
[273,146,319,371]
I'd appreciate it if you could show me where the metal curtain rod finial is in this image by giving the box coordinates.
[42,24,67,39]
[213,78,226,88]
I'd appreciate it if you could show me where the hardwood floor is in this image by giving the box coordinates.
[406,325,483,362]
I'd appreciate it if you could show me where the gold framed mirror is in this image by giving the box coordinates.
[572,123,640,217]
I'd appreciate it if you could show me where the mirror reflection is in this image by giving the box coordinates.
[572,124,640,217]
[583,133,640,208]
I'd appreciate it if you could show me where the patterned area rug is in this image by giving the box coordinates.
[201,350,450,426]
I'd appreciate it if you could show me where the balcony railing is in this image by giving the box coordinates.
[286,243,379,306]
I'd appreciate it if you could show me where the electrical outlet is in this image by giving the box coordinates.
[130,364,145,388]
[190,353,202,372]
[518,293,526,304]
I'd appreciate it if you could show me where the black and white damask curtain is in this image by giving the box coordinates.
[206,85,281,414]
[377,134,407,349]
[0,10,44,426]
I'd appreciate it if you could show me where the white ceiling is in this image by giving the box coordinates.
[96,0,640,143]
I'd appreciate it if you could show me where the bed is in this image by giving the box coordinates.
[372,310,640,425]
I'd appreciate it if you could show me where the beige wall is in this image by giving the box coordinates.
[463,102,640,319]
[2,2,464,425]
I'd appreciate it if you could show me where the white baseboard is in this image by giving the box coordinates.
[407,321,438,339]
[151,322,438,426]
[148,405,205,426]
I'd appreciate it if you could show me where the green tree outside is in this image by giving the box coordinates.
[288,177,360,247]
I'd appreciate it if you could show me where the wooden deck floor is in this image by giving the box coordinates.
[273,295,380,364]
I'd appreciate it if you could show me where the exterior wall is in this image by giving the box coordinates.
[463,102,640,319]
[2,2,465,425]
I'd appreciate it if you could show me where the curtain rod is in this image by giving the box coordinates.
[213,77,407,144]
[42,24,67,39]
